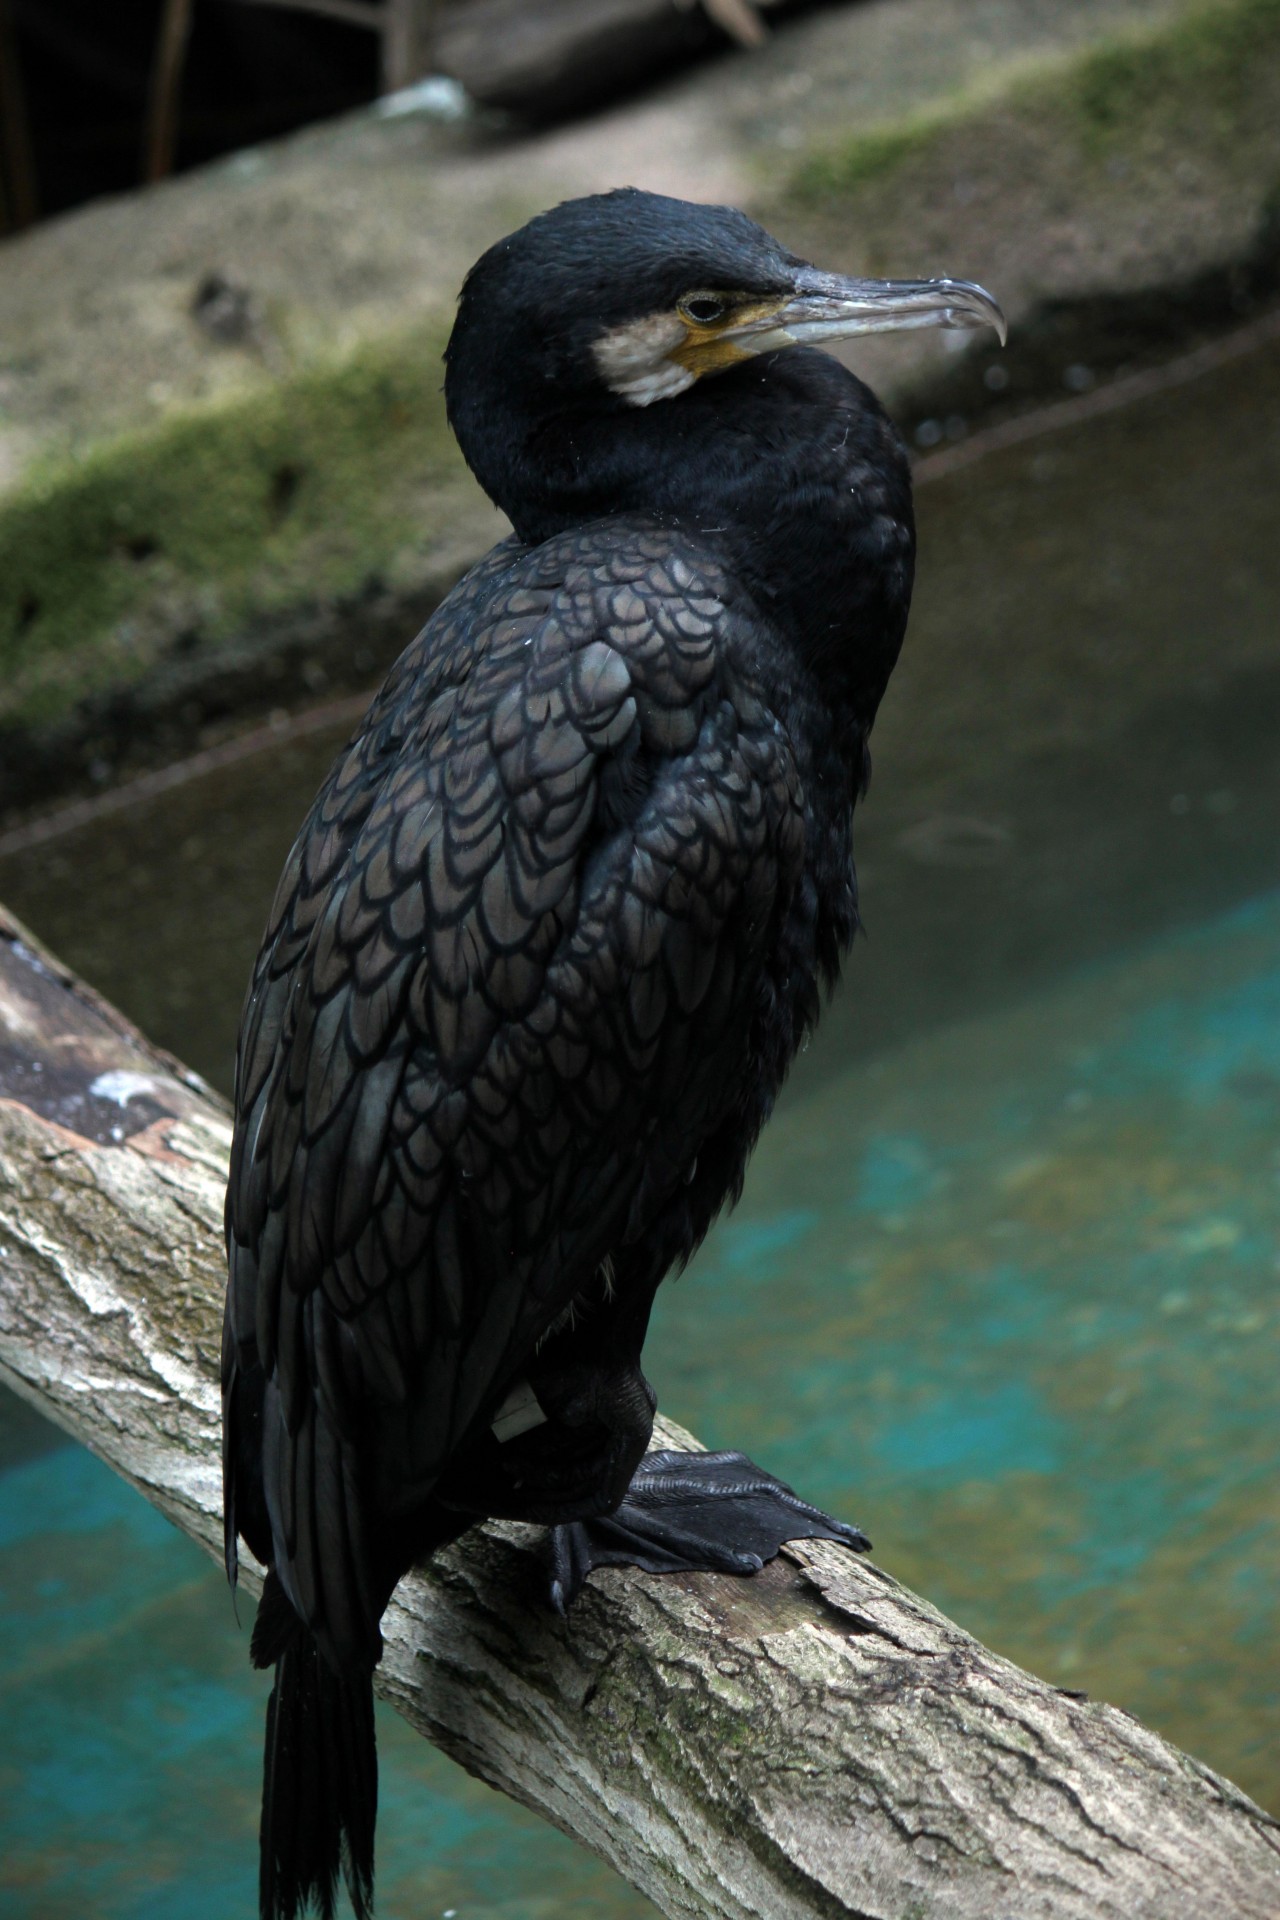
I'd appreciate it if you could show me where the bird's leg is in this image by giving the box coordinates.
[529,1273,867,1611]
[432,1280,660,1528]
[544,1446,870,1613]
[436,1275,869,1610]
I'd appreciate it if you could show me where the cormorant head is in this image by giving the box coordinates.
[447,188,1002,418]
[444,188,1003,554]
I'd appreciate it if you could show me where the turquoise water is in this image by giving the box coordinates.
[2,336,1279,1911]
[655,890,1280,1800]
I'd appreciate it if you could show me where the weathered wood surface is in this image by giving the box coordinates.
[1,899,1278,1919]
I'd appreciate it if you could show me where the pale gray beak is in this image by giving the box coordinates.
[734,267,1007,351]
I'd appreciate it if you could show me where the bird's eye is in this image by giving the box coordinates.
[679,292,730,327]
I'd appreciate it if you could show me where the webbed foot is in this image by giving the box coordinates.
[545,1448,869,1612]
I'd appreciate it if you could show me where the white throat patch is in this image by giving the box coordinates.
[593,310,695,407]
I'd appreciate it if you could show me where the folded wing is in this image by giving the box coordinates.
[223,523,805,1664]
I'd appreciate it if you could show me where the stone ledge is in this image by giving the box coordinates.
[2,0,1276,813]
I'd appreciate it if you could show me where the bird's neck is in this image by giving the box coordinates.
[459,350,915,740]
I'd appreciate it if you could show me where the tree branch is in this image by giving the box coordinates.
[1,900,1277,1920]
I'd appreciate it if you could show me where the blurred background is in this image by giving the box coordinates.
[1,1,1278,1914]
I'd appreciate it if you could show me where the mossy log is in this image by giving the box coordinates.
[1,900,1278,1920]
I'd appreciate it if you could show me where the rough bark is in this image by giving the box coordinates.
[0,900,1277,1920]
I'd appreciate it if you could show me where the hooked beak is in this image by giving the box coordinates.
[732,268,1007,352]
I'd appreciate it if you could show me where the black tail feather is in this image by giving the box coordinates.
[253,1573,377,1920]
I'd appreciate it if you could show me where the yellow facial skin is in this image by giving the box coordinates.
[668,297,786,378]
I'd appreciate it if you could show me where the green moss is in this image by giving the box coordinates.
[0,319,465,727]
[797,121,940,199]
[1067,0,1280,148]
[789,0,1280,205]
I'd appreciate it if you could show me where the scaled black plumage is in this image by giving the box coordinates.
[222,189,1003,1919]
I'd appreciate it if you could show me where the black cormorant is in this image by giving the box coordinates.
[222,188,1004,1920]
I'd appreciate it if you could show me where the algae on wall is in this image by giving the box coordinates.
[775,0,1280,286]
[791,0,1280,197]
[0,323,469,731]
